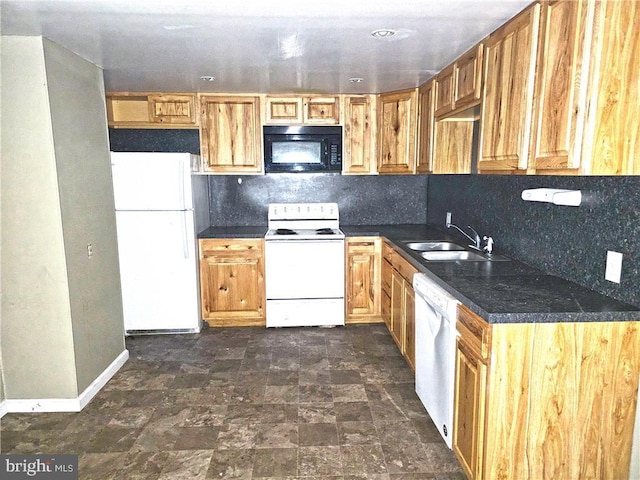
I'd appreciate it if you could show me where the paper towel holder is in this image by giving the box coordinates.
[521,188,582,207]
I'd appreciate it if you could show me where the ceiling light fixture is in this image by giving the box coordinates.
[371,29,396,38]
[349,77,364,83]
[199,76,216,82]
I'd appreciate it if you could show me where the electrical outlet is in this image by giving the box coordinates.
[87,243,93,258]
[605,251,622,283]
[446,212,452,227]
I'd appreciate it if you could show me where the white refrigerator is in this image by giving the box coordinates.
[111,152,209,334]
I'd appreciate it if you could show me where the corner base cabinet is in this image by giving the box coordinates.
[199,238,265,326]
[453,304,640,479]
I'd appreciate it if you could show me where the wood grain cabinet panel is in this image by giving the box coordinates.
[304,96,340,124]
[433,121,474,174]
[345,237,382,323]
[452,304,640,479]
[265,97,303,124]
[416,80,435,174]
[377,89,418,174]
[343,95,376,174]
[478,3,540,173]
[199,95,262,174]
[434,65,455,117]
[199,239,265,326]
[530,0,594,173]
[381,241,418,370]
[106,92,197,128]
[454,44,484,111]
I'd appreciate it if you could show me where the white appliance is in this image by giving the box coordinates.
[264,202,345,328]
[413,272,460,448]
[111,152,209,334]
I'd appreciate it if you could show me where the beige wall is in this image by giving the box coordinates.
[0,36,125,400]
[42,38,125,392]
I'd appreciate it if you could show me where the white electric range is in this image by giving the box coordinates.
[264,203,345,328]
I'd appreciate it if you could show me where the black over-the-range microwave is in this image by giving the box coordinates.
[263,125,342,173]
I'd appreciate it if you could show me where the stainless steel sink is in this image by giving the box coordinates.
[421,250,487,261]
[420,250,511,262]
[405,241,465,251]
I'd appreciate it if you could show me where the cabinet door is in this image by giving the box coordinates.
[199,239,265,326]
[416,80,435,174]
[199,96,262,173]
[343,96,375,174]
[453,338,487,480]
[377,89,418,174]
[531,0,594,173]
[478,4,540,173]
[390,271,404,350]
[304,97,340,124]
[404,283,416,370]
[346,238,381,322]
[148,94,197,125]
[454,44,484,111]
[265,97,303,124]
[381,259,392,330]
[434,64,455,117]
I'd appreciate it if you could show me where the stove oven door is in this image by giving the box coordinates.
[265,239,345,327]
[265,239,344,299]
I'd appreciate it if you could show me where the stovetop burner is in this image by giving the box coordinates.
[315,228,335,235]
[275,228,297,235]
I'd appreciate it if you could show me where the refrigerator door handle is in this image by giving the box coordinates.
[181,213,190,259]
[178,160,187,210]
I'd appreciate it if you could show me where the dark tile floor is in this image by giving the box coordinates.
[1,324,465,479]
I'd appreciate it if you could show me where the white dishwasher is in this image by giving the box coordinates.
[413,272,460,449]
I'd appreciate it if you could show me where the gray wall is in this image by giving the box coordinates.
[207,174,428,226]
[427,175,640,308]
[1,36,125,400]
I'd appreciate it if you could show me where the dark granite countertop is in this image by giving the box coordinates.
[198,223,640,324]
[198,225,267,238]
[342,224,640,324]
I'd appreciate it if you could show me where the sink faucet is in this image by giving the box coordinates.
[446,219,482,250]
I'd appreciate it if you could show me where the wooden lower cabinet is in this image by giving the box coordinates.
[199,238,265,326]
[345,237,382,323]
[453,304,640,479]
[381,241,418,369]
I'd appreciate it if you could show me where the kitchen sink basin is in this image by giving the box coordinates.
[420,250,511,262]
[405,241,465,251]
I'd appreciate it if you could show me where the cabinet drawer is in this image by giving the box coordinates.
[199,238,263,258]
[457,304,491,360]
[381,259,393,295]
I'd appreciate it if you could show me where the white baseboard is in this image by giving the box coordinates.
[0,349,129,417]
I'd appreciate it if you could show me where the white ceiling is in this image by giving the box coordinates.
[1,0,533,94]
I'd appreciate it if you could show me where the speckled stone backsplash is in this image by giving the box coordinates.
[427,175,640,308]
[207,174,428,226]
[109,128,200,154]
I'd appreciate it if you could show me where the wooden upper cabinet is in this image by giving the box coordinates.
[454,43,484,111]
[530,0,594,173]
[106,93,197,128]
[264,95,339,124]
[343,95,376,174]
[304,96,340,124]
[377,89,418,174]
[585,0,640,175]
[434,64,455,117]
[416,80,435,174]
[532,0,639,175]
[199,95,262,174]
[264,97,303,124]
[478,3,541,173]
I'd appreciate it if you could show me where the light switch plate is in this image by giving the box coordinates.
[605,251,623,283]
